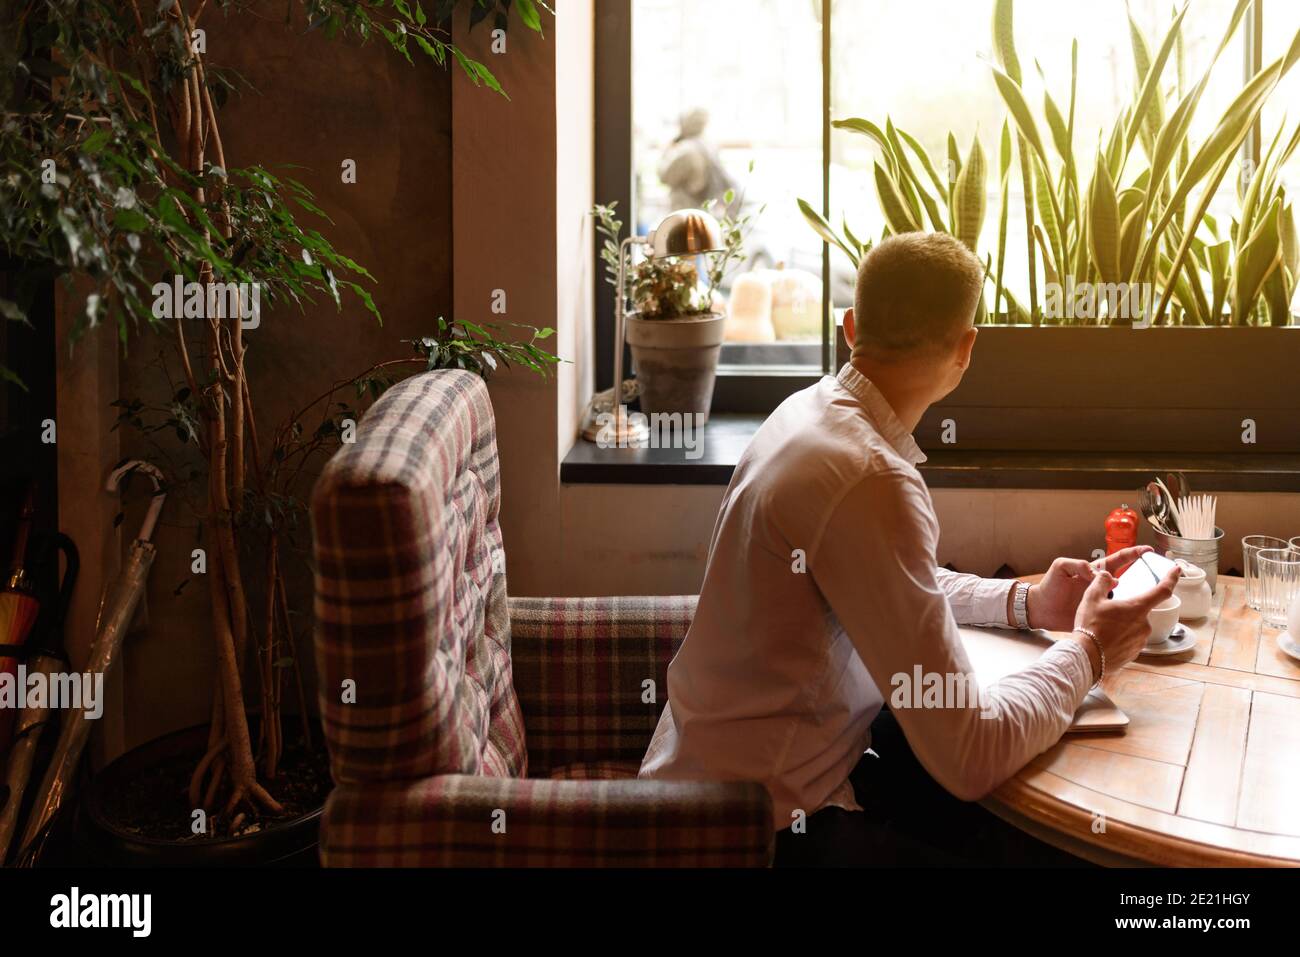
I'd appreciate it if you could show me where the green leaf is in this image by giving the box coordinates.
[1032,155,1063,277]
[884,119,925,225]
[1122,4,1187,167]
[513,0,542,33]
[1232,197,1283,325]
[1137,26,1300,286]
[1132,0,1256,280]
[471,60,505,97]
[994,122,1012,323]
[414,34,445,63]
[873,162,922,235]
[1206,240,1231,324]
[344,281,383,325]
[114,207,150,232]
[842,217,866,259]
[1158,252,1203,326]
[992,0,1023,84]
[798,198,860,267]
[82,128,111,154]
[896,128,949,204]
[1262,263,1293,325]
[1033,224,1059,289]
[833,118,896,174]
[1037,63,1072,167]
[1281,201,1299,283]
[1119,206,1144,281]
[887,122,945,232]
[990,66,1050,177]
[1088,153,1122,284]
[2,366,29,392]
[952,134,986,252]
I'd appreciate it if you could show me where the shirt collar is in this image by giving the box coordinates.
[835,364,928,466]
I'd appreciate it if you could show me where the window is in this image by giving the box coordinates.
[1262,1,1300,196]
[633,0,828,382]
[831,0,1246,306]
[597,0,1299,426]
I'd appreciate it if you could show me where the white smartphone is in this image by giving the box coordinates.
[1111,551,1178,601]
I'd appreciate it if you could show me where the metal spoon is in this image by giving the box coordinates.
[1142,482,1179,536]
[1160,471,1192,505]
[1137,488,1163,533]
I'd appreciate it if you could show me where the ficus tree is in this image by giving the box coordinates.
[0,0,556,826]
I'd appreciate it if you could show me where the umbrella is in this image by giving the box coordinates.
[0,485,40,760]
[0,532,78,865]
[12,461,165,867]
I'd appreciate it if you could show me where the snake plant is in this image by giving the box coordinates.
[803,0,1300,327]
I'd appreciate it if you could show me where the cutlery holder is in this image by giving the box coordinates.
[1154,526,1224,594]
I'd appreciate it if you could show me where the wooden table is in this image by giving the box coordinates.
[982,575,1300,867]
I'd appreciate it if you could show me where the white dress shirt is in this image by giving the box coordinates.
[638,365,1094,829]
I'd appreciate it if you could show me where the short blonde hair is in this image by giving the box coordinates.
[852,233,984,360]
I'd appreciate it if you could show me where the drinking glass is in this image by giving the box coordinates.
[1290,537,1300,556]
[1257,548,1300,628]
[1242,536,1290,610]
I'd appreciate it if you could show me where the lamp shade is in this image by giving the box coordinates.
[648,209,723,259]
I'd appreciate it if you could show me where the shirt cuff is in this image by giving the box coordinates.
[967,577,1018,628]
[1046,637,1096,700]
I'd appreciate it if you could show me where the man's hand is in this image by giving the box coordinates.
[1069,565,1182,680]
[1022,546,1155,632]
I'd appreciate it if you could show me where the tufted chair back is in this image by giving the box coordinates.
[311,371,527,784]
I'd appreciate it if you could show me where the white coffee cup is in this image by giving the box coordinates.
[1147,595,1182,645]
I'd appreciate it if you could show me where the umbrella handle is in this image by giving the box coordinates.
[105,461,167,544]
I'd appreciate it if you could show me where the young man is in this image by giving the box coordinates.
[638,232,1180,866]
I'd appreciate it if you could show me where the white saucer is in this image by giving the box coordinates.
[1278,632,1300,664]
[1139,624,1197,658]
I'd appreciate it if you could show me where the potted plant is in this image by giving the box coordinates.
[593,199,750,422]
[0,0,555,864]
[801,0,1300,455]
[625,256,725,422]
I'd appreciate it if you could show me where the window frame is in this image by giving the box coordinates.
[593,0,834,411]
[595,0,1295,446]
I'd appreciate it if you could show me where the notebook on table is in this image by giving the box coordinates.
[958,626,1129,733]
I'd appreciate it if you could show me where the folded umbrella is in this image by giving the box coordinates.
[12,462,165,867]
[0,532,78,865]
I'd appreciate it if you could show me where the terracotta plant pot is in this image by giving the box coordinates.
[626,312,726,422]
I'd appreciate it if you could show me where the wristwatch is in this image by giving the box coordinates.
[1012,581,1031,630]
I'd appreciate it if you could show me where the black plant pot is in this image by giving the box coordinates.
[82,722,325,867]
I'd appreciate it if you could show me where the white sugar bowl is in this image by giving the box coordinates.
[1172,559,1213,621]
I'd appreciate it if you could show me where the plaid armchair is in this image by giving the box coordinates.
[310,371,773,866]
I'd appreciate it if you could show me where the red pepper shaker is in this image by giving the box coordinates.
[1105,504,1140,576]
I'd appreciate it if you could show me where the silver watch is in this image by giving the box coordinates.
[1012,581,1031,630]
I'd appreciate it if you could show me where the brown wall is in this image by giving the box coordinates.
[449,0,595,599]
[67,2,1300,762]
[111,5,455,753]
[450,3,564,598]
[546,484,1300,597]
